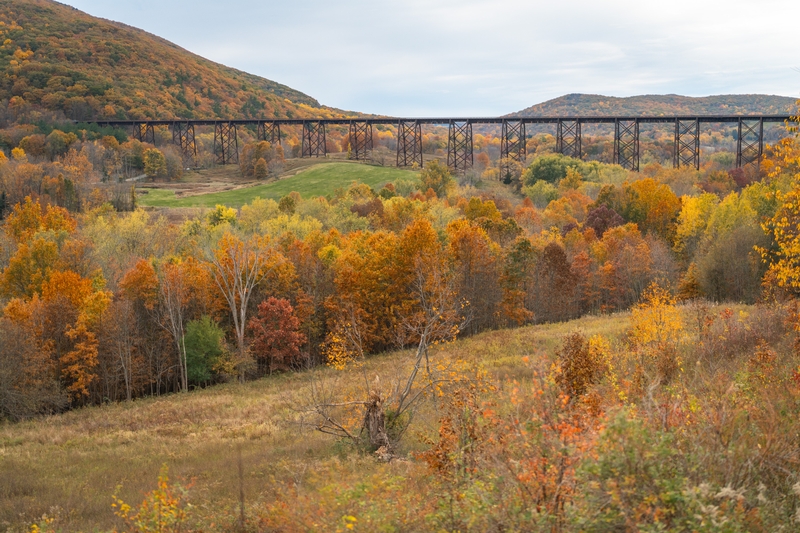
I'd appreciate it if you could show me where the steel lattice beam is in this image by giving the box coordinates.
[396,120,422,167]
[557,119,581,159]
[614,119,639,171]
[348,121,373,160]
[132,123,155,145]
[257,122,281,145]
[172,122,196,158]
[737,118,763,169]
[447,120,473,174]
[674,119,700,170]
[500,120,526,163]
[500,120,526,182]
[213,122,239,165]
[302,121,326,157]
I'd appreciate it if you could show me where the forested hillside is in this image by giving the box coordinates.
[0,0,348,122]
[514,93,798,117]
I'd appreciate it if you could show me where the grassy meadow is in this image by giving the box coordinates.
[0,312,628,531]
[137,162,419,208]
[4,300,799,531]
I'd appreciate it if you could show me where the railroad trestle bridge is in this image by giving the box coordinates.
[96,115,793,173]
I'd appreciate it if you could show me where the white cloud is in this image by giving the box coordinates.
[59,0,800,115]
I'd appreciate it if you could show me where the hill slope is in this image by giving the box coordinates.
[0,0,348,121]
[512,93,798,117]
[0,311,627,530]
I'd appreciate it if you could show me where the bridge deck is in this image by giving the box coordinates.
[94,115,792,127]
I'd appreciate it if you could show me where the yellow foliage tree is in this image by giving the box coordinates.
[760,175,800,293]
[629,282,684,383]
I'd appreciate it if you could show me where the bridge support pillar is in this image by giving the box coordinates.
[447,120,473,174]
[737,118,763,169]
[556,119,581,159]
[348,121,373,160]
[172,122,196,158]
[500,119,526,183]
[133,123,155,145]
[214,122,239,165]
[614,119,639,171]
[501,120,526,163]
[302,121,326,157]
[257,122,281,145]
[396,121,422,167]
[674,119,700,170]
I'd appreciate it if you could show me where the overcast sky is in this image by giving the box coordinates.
[59,0,800,116]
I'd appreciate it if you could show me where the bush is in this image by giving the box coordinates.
[556,331,608,398]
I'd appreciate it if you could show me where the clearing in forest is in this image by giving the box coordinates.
[137,162,420,208]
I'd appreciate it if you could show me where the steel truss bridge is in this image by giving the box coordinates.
[95,115,793,173]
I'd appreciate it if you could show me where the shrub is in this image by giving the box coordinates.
[555,331,607,398]
[629,282,684,384]
[112,465,192,533]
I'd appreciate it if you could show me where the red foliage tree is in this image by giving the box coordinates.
[249,297,307,375]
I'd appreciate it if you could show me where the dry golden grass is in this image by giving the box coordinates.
[0,309,684,531]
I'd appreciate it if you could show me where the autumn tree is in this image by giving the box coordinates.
[447,219,502,333]
[156,260,192,392]
[585,205,624,238]
[207,232,290,382]
[419,160,454,198]
[760,175,800,294]
[499,236,536,326]
[143,148,167,179]
[619,179,681,241]
[248,297,306,375]
[119,259,176,395]
[593,223,654,310]
[13,269,111,404]
[522,154,582,185]
[98,298,141,401]
[183,316,225,386]
[254,158,268,180]
[529,241,577,322]
[629,282,684,383]
[4,196,76,244]
[240,140,284,179]
[0,315,66,419]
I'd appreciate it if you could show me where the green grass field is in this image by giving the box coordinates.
[137,162,419,208]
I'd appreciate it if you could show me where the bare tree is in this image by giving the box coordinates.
[208,232,286,382]
[302,247,467,455]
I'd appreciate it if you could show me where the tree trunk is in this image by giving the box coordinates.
[363,391,390,451]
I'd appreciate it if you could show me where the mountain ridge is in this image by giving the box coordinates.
[0,0,351,122]
[511,93,799,117]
